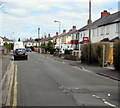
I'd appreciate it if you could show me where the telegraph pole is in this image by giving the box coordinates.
[88,0,92,63]
[38,27,40,53]
[89,0,91,43]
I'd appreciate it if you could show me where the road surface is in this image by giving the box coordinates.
[14,52,119,107]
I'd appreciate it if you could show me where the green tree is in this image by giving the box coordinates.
[4,42,12,50]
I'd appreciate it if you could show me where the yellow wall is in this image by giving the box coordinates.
[66,35,71,44]
[107,47,113,64]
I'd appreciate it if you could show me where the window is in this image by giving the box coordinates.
[84,31,85,36]
[106,25,109,35]
[116,23,120,33]
[101,26,104,35]
[97,28,99,36]
[92,29,95,36]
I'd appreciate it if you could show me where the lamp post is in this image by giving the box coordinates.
[54,20,61,51]
[38,27,40,53]
[54,20,61,35]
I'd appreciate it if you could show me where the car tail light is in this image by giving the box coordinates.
[24,52,27,55]
[14,52,16,55]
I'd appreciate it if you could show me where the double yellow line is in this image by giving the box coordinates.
[6,64,18,107]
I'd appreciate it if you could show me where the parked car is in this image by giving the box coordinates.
[14,48,28,60]
[26,48,32,52]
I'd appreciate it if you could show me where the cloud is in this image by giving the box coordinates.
[1,0,119,40]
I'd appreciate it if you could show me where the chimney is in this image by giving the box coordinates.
[48,34,50,37]
[101,10,110,18]
[56,32,58,35]
[72,26,76,29]
[87,19,92,25]
[63,29,66,33]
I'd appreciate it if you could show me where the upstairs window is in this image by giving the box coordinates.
[116,23,120,33]
[106,25,109,35]
[97,28,99,36]
[101,26,104,35]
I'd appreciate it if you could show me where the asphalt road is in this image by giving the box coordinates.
[14,52,119,107]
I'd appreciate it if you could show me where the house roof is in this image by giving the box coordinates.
[23,39,36,43]
[78,11,120,31]
[2,36,13,42]
[65,29,77,36]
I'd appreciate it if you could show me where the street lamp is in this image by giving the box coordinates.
[54,20,61,51]
[54,20,61,35]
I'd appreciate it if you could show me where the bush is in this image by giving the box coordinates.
[81,42,110,66]
[64,49,73,54]
[113,40,120,70]
[64,54,78,61]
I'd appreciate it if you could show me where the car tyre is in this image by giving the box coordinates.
[25,56,28,60]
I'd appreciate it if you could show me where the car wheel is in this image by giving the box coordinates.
[14,57,16,61]
[25,57,28,60]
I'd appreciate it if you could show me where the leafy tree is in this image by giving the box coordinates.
[4,42,12,50]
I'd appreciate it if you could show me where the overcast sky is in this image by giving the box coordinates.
[0,0,119,40]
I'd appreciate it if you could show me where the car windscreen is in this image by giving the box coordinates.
[15,49,26,52]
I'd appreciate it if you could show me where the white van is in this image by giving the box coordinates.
[13,42,25,52]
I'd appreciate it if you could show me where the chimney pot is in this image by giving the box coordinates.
[101,10,110,18]
[73,26,76,29]
[87,19,92,25]
[48,34,50,37]
[56,32,58,35]
[63,30,66,33]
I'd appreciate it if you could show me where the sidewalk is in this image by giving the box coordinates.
[43,54,120,82]
[2,53,12,78]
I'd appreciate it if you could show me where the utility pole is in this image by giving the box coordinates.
[38,27,40,53]
[88,0,92,63]
[89,0,91,43]
[38,27,40,39]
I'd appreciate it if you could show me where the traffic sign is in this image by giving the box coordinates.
[83,37,89,41]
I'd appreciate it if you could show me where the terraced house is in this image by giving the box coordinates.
[76,10,120,64]
[78,10,120,44]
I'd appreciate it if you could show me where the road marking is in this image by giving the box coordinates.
[6,65,14,106]
[92,94,117,108]
[12,65,18,107]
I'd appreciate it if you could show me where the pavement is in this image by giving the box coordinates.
[0,52,13,106]
[43,54,120,82]
[2,53,12,78]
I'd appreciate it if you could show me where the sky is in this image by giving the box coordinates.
[0,0,119,40]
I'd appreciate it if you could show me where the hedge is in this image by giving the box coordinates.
[64,54,78,61]
[113,40,120,71]
[81,42,110,66]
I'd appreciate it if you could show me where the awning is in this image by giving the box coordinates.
[79,41,89,44]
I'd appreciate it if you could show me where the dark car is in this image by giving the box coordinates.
[14,48,28,60]
[26,48,32,52]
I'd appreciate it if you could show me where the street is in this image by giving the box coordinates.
[13,52,119,107]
